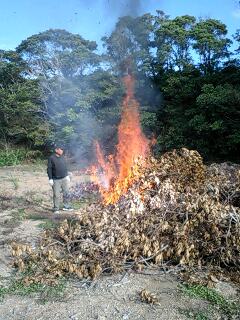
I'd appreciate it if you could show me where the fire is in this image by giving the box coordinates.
[91,74,150,204]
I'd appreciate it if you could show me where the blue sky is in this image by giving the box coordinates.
[0,0,240,51]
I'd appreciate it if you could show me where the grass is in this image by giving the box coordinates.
[1,209,27,236]
[0,279,44,300]
[0,146,43,167]
[27,213,49,220]
[38,219,57,230]
[180,284,240,319]
[26,212,58,230]
[20,160,46,172]
[0,277,66,304]
[27,213,58,230]
[179,309,210,320]
[12,208,28,221]
[32,196,44,205]
[9,175,20,190]
[39,280,67,303]
[25,191,45,205]
[72,199,88,210]
[1,195,30,211]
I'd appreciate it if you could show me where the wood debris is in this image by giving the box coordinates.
[11,148,240,284]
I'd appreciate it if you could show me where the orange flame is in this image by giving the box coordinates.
[91,74,150,204]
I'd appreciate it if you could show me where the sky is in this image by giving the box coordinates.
[0,0,240,52]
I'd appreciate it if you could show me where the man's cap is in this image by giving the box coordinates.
[54,143,64,150]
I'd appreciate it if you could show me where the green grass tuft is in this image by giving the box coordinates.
[13,208,28,221]
[180,284,240,318]
[179,309,210,320]
[0,277,66,303]
[0,146,43,167]
[38,219,57,230]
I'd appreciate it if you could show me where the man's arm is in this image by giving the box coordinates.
[47,157,53,180]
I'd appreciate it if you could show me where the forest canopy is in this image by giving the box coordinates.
[0,12,239,162]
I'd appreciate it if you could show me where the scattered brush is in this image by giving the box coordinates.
[139,289,159,305]
[68,182,99,201]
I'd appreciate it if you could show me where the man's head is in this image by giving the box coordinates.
[54,144,64,156]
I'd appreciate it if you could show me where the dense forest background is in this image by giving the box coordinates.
[0,11,240,164]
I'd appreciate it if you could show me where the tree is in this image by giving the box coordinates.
[194,83,240,157]
[49,69,124,157]
[154,14,196,71]
[15,29,103,153]
[192,19,232,74]
[102,14,154,76]
[155,64,240,160]
[156,68,202,151]
[0,50,49,146]
[16,29,99,79]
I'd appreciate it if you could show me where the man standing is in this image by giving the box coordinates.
[47,144,73,214]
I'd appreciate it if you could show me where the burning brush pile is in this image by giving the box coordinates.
[11,149,240,284]
[11,75,240,284]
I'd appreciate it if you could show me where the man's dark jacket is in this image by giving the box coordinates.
[47,154,68,180]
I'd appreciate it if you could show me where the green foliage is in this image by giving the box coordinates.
[194,83,240,155]
[141,111,157,134]
[153,15,232,74]
[102,14,154,75]
[0,15,239,162]
[234,29,240,54]
[0,150,21,166]
[154,14,196,70]
[181,284,240,318]
[156,65,240,160]
[0,277,66,303]
[179,308,210,320]
[16,29,98,79]
[0,146,43,166]
[12,208,28,221]
[192,19,232,74]
[38,220,57,230]
[0,147,27,166]
[0,50,50,147]
[0,280,43,301]
[9,175,20,190]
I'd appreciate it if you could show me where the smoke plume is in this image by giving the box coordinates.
[107,0,142,18]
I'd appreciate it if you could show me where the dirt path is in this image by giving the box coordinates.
[0,165,239,320]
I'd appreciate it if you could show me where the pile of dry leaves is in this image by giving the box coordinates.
[11,148,240,284]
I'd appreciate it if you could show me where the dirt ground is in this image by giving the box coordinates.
[0,164,239,320]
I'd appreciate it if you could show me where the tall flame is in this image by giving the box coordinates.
[91,74,150,204]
